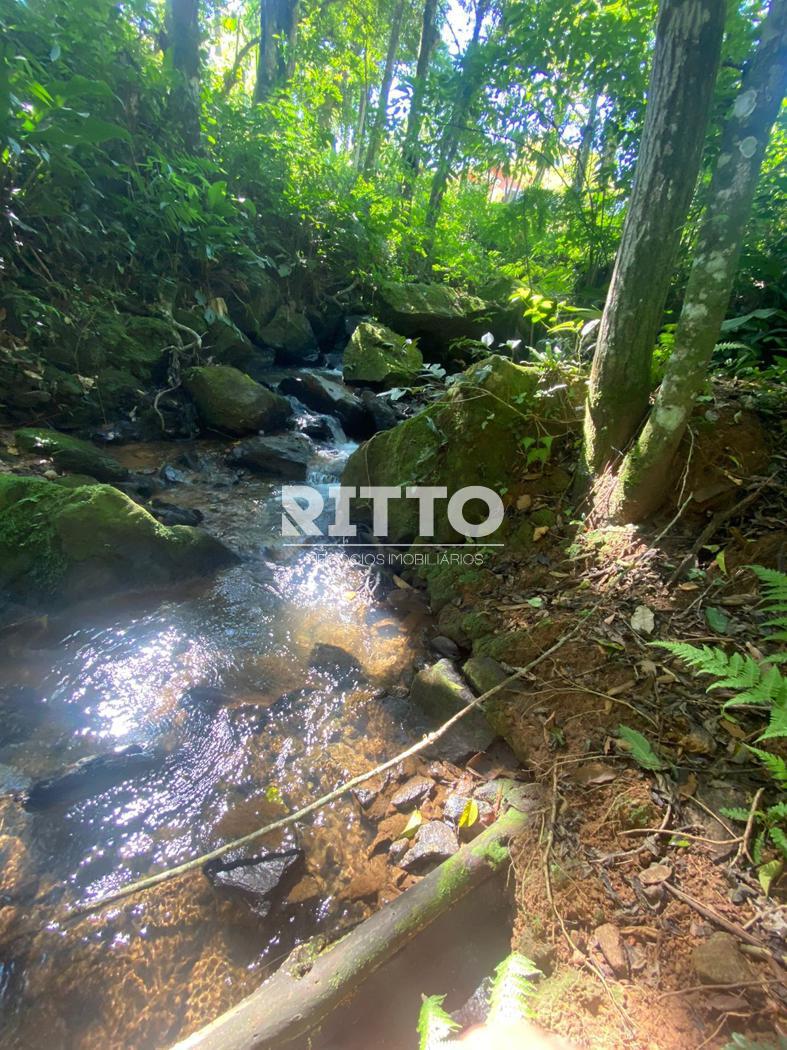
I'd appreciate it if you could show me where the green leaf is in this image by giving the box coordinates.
[402,809,423,839]
[758,858,782,895]
[417,994,459,1050]
[705,606,729,634]
[719,806,750,823]
[617,725,664,770]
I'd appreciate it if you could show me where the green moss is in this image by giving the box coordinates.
[15,428,127,482]
[183,365,292,434]
[343,322,423,387]
[0,474,235,604]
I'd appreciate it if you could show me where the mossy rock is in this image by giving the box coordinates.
[258,306,319,365]
[342,355,580,544]
[343,322,423,388]
[183,365,292,435]
[14,428,128,482]
[376,281,491,361]
[0,474,237,605]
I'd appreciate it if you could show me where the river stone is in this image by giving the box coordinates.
[342,355,582,543]
[375,281,488,361]
[0,474,237,605]
[308,643,363,684]
[204,848,304,916]
[15,428,128,482]
[390,775,433,811]
[692,932,752,985]
[400,820,459,873]
[430,635,461,659]
[227,433,312,480]
[279,373,372,438]
[149,500,204,527]
[24,745,162,810]
[258,306,319,365]
[184,365,293,435]
[358,389,398,432]
[343,322,423,388]
[411,659,496,761]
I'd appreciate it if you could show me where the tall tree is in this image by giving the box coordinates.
[364,0,407,174]
[400,0,439,199]
[254,0,299,102]
[610,0,787,521]
[422,0,491,255]
[582,0,726,478]
[166,0,201,150]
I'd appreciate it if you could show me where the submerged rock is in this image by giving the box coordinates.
[204,848,304,916]
[149,499,204,527]
[400,820,459,872]
[343,322,423,388]
[0,474,237,605]
[259,306,319,365]
[308,643,364,684]
[14,428,128,483]
[343,355,582,543]
[184,365,293,435]
[279,373,372,438]
[227,433,312,480]
[24,744,163,810]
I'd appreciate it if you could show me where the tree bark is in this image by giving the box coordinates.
[166,0,201,150]
[422,0,490,256]
[571,93,598,194]
[582,0,726,477]
[364,0,406,174]
[254,0,299,103]
[400,0,439,200]
[170,807,528,1050]
[611,0,787,522]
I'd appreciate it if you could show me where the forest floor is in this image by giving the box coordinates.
[435,387,787,1048]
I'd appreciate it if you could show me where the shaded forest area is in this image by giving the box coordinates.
[1,0,787,1048]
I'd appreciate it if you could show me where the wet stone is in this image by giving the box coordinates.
[204,848,304,917]
[390,776,433,812]
[308,643,363,684]
[430,635,461,659]
[400,820,459,873]
[389,838,409,865]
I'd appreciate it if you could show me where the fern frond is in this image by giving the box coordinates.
[654,642,766,694]
[417,995,459,1050]
[758,700,787,741]
[487,953,541,1026]
[766,802,787,821]
[748,747,787,785]
[769,826,787,860]
[749,566,787,609]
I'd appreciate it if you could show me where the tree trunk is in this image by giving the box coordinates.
[364,0,406,174]
[582,0,726,477]
[353,80,370,169]
[400,0,439,200]
[422,0,489,256]
[611,0,787,522]
[571,93,598,194]
[166,0,201,150]
[254,0,299,103]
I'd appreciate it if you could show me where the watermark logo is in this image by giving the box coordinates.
[281,485,504,543]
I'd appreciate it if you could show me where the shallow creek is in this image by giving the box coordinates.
[0,428,433,1048]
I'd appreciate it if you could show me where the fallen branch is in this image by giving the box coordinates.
[171,807,529,1050]
[69,615,589,918]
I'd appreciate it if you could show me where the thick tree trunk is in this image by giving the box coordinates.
[582,0,726,477]
[166,0,201,150]
[400,0,439,200]
[364,0,406,174]
[170,807,528,1050]
[422,0,489,256]
[611,0,787,522]
[254,0,299,103]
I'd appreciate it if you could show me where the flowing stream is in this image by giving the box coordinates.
[0,417,431,1048]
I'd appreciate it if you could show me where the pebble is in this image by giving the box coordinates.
[400,821,459,873]
[594,922,629,977]
[692,932,752,985]
[390,776,433,811]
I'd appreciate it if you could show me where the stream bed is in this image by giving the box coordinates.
[0,429,433,1048]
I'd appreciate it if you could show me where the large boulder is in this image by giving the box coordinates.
[342,355,582,543]
[213,273,283,343]
[0,474,237,606]
[205,317,276,380]
[184,365,292,435]
[343,322,423,388]
[376,281,490,361]
[15,428,128,482]
[279,372,373,438]
[258,306,319,365]
[227,433,312,480]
